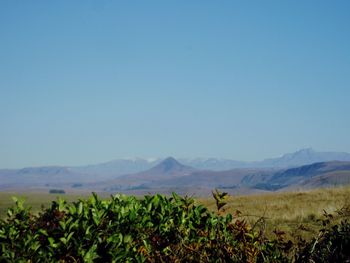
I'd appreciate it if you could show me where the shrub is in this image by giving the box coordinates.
[49,189,66,194]
[1,191,349,262]
[295,210,350,262]
[0,192,291,262]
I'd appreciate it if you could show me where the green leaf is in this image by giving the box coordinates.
[83,244,98,262]
[60,237,67,245]
[67,231,74,243]
[39,229,48,236]
[48,237,58,248]
[78,202,83,215]
[59,221,66,230]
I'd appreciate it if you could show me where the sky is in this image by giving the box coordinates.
[1,1,350,168]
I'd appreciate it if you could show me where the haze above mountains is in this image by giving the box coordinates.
[1,148,350,195]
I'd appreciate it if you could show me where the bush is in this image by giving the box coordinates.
[0,191,349,262]
[0,192,292,262]
[49,189,66,194]
[295,210,350,262]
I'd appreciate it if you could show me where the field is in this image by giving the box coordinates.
[200,186,350,240]
[1,186,349,240]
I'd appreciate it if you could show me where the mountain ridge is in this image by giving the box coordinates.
[241,161,350,191]
[1,149,350,193]
[69,148,350,175]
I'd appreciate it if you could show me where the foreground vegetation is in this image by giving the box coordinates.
[0,189,349,262]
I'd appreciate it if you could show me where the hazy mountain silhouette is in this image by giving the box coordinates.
[242,161,350,190]
[99,157,196,191]
[66,149,350,176]
[143,157,194,176]
[70,158,160,176]
[1,150,350,193]
[254,148,350,168]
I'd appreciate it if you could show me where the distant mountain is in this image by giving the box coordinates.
[0,166,90,190]
[154,168,274,189]
[301,170,350,188]
[1,149,350,193]
[178,158,247,171]
[242,161,350,190]
[143,157,195,177]
[70,158,160,177]
[179,149,350,170]
[65,149,350,176]
[100,157,196,191]
[99,157,277,191]
[254,148,350,168]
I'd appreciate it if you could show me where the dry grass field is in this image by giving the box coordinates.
[198,186,350,240]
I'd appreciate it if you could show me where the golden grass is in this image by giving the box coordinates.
[197,186,350,239]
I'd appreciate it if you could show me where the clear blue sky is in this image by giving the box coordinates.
[1,1,350,168]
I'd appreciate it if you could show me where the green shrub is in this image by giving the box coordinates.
[1,191,349,262]
[0,192,293,262]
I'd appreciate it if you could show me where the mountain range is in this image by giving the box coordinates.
[70,148,350,175]
[90,158,350,195]
[1,148,350,194]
